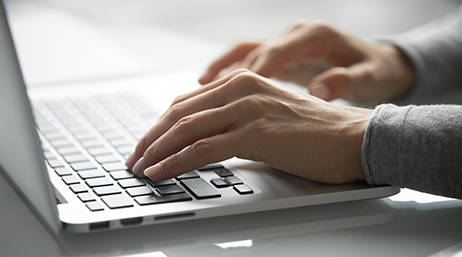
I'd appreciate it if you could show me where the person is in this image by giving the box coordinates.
[125,6,462,199]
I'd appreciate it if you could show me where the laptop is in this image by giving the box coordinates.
[0,1,399,234]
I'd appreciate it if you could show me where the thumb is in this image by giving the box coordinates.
[308,65,373,101]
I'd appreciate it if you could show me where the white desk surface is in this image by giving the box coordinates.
[2,0,462,256]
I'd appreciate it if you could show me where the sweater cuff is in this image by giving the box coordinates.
[361,104,412,186]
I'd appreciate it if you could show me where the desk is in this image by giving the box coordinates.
[2,0,462,256]
[2,166,462,257]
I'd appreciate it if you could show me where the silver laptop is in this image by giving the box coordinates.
[0,1,399,234]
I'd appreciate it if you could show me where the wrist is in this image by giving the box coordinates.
[342,106,372,181]
[375,44,416,101]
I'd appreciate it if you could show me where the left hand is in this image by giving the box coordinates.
[198,20,415,104]
[125,69,371,184]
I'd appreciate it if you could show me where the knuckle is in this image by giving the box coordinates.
[310,20,334,35]
[172,116,193,138]
[233,68,252,75]
[190,139,213,160]
[224,71,258,93]
[165,103,184,124]
[171,94,186,106]
[360,67,376,83]
[231,71,258,85]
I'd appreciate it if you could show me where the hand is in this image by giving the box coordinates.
[199,20,415,104]
[126,69,372,184]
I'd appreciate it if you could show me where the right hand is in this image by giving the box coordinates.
[126,69,370,184]
[199,20,415,104]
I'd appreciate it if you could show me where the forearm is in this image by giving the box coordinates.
[375,6,462,100]
[362,104,462,199]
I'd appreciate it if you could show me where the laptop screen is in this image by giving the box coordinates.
[0,0,60,234]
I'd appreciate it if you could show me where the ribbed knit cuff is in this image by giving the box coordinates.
[361,104,413,186]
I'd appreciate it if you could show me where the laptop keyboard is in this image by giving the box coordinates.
[32,93,253,212]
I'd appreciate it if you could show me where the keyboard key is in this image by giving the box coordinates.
[43,151,56,160]
[101,130,122,139]
[214,168,233,177]
[234,184,253,195]
[71,161,97,171]
[95,154,120,164]
[78,192,95,202]
[110,170,135,180]
[147,179,177,187]
[73,130,93,140]
[108,137,131,147]
[126,186,153,197]
[157,184,185,195]
[63,154,90,164]
[134,193,192,205]
[102,162,127,172]
[210,178,229,188]
[57,146,81,156]
[62,175,80,185]
[87,147,112,156]
[86,201,104,211]
[48,159,65,168]
[94,123,113,131]
[42,129,63,140]
[78,169,105,179]
[80,138,103,148]
[93,185,121,196]
[69,183,88,194]
[50,138,72,148]
[118,178,145,188]
[176,171,200,180]
[86,177,113,188]
[224,176,243,186]
[54,167,72,176]
[116,145,134,155]
[197,163,224,171]
[180,178,221,199]
[67,124,86,133]
[101,194,133,209]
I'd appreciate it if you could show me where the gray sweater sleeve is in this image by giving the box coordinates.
[374,6,462,101]
[362,104,462,199]
[363,7,462,198]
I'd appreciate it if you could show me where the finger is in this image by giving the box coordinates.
[126,69,253,170]
[307,64,374,101]
[137,106,237,176]
[126,86,225,171]
[171,68,250,106]
[237,47,262,72]
[143,132,239,181]
[199,40,262,85]
[250,44,290,78]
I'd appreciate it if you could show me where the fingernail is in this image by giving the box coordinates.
[310,82,330,100]
[144,163,162,179]
[132,157,145,176]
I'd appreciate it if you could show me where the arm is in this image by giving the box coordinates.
[363,104,462,199]
[126,70,371,185]
[375,6,462,101]
[198,20,415,105]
